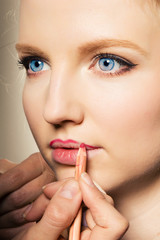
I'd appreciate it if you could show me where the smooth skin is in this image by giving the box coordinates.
[1,0,160,239]
[19,0,160,194]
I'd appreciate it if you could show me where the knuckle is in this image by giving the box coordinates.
[0,158,8,164]
[29,152,40,159]
[113,217,129,236]
[9,209,26,225]
[44,204,72,229]
[106,195,114,205]
[95,192,106,202]
[29,152,43,164]
[9,189,26,208]
[9,168,24,186]
[0,210,26,229]
[0,159,11,173]
[28,152,46,172]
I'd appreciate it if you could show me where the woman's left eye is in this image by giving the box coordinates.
[90,54,136,76]
[18,57,50,75]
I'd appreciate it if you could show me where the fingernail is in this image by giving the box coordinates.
[93,180,106,195]
[42,182,56,190]
[23,203,32,219]
[59,180,79,199]
[80,172,94,187]
[42,185,47,190]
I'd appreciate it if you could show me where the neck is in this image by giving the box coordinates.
[112,171,160,240]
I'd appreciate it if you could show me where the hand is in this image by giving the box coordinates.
[12,179,82,240]
[79,173,129,239]
[0,153,55,240]
[0,158,16,175]
[41,173,129,240]
[9,173,128,240]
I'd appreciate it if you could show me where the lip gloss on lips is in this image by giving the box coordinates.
[69,143,87,240]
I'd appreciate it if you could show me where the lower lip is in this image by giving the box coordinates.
[52,148,79,165]
[51,148,99,165]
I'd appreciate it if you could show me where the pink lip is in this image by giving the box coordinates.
[50,139,99,165]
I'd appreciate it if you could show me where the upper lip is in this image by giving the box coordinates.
[50,139,99,150]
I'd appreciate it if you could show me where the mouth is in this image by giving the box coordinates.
[50,139,100,165]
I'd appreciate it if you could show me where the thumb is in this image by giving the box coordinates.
[26,179,82,240]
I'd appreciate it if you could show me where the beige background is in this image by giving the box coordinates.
[0,0,38,163]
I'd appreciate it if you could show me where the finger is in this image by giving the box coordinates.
[23,193,49,222]
[0,158,55,215]
[0,159,16,174]
[81,182,114,230]
[0,223,34,240]
[81,228,91,240]
[0,205,30,228]
[0,194,49,228]
[24,179,74,222]
[0,153,47,198]
[93,180,114,206]
[79,173,129,240]
[1,167,54,214]
[26,179,82,240]
[84,209,95,229]
[43,178,73,199]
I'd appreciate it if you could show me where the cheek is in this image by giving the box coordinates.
[22,72,50,129]
[22,81,46,136]
[89,74,160,161]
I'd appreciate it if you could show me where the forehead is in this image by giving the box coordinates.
[20,0,148,26]
[19,0,158,53]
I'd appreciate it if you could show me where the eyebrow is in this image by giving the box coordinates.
[16,38,148,61]
[15,44,50,61]
[78,39,148,57]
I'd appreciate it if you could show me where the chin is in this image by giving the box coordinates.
[52,163,76,180]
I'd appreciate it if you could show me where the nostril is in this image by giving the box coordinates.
[54,120,74,129]
[54,123,61,129]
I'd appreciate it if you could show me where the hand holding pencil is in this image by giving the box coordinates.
[40,144,128,240]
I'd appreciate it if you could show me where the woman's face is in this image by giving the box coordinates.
[17,0,160,192]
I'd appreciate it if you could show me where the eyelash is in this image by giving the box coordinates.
[18,56,50,76]
[90,53,137,77]
[18,53,137,78]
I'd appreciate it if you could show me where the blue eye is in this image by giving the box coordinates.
[18,56,51,76]
[99,58,115,71]
[91,53,136,76]
[29,60,44,72]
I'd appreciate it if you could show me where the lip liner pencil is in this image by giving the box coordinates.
[69,143,87,240]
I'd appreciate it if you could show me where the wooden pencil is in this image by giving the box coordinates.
[69,143,87,240]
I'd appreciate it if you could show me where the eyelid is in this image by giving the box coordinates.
[90,53,136,69]
[89,52,137,78]
[18,55,51,69]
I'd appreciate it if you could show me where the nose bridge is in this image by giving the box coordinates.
[49,69,68,109]
[43,64,83,125]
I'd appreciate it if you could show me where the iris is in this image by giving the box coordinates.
[99,58,115,71]
[29,60,44,72]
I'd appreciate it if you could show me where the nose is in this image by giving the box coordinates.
[43,70,84,127]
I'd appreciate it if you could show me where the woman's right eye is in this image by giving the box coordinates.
[18,57,50,76]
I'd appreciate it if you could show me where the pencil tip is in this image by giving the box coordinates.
[80,143,85,148]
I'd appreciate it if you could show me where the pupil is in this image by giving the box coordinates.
[35,61,40,67]
[104,60,110,67]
